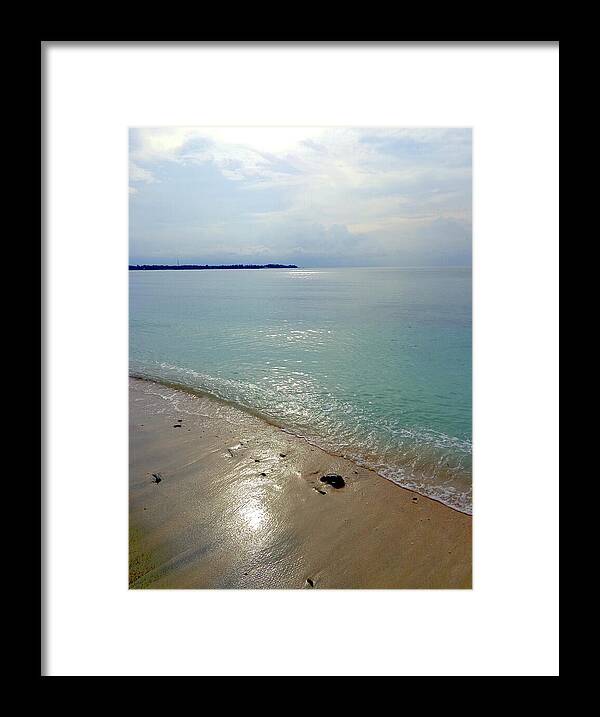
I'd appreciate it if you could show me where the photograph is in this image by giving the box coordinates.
[43,40,558,676]
[128,127,473,589]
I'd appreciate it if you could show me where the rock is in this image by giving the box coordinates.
[151,473,162,484]
[260,472,267,477]
[173,424,182,428]
[320,475,345,489]
[279,453,286,458]
[305,578,314,588]
[313,488,326,495]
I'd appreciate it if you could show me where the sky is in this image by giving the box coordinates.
[129,127,471,267]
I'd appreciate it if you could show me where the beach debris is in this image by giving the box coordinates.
[173,424,182,428]
[305,578,314,588]
[320,475,345,489]
[313,488,327,495]
[412,496,418,503]
[151,473,162,484]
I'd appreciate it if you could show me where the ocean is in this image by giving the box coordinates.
[129,267,472,513]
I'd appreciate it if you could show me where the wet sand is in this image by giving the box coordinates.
[129,377,472,589]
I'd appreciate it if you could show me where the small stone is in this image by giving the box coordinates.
[279,453,286,458]
[306,578,314,588]
[151,473,162,484]
[260,472,267,477]
[320,475,345,489]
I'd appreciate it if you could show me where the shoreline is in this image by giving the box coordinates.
[130,372,472,515]
[129,377,472,589]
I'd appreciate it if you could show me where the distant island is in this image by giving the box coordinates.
[129,263,298,271]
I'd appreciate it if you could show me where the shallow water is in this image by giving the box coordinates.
[130,267,472,512]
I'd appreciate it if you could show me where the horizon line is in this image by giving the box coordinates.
[128,263,472,269]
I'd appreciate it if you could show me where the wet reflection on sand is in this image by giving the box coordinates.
[129,378,472,589]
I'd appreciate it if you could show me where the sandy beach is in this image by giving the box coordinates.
[129,377,472,589]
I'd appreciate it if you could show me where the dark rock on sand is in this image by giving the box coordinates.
[260,472,267,477]
[313,488,326,495]
[305,578,314,588]
[320,475,345,489]
[151,473,162,484]
[279,453,286,458]
[173,424,182,428]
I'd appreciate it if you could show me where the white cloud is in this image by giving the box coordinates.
[129,127,471,266]
[130,162,157,184]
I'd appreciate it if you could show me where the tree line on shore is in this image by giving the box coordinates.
[129,263,298,271]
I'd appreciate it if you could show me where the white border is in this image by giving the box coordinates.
[44,42,559,676]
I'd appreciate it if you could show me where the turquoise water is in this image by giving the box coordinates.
[130,267,472,513]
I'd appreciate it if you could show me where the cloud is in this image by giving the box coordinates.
[129,127,471,266]
[130,162,157,185]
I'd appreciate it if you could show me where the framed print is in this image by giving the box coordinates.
[43,40,559,676]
